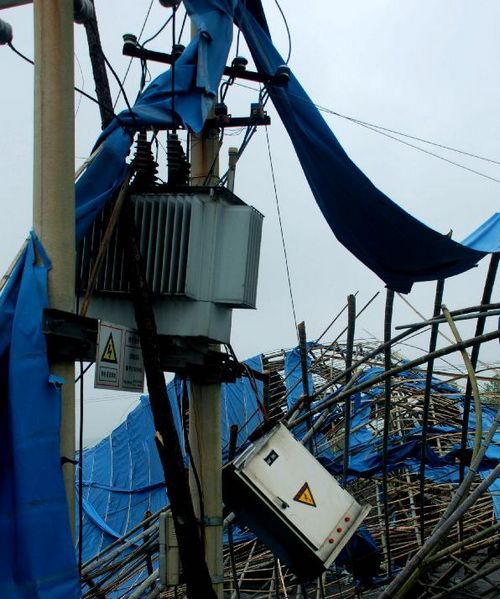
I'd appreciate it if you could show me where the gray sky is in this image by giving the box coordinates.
[0,1,498,445]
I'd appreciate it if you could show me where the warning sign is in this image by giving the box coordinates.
[101,333,118,363]
[120,330,145,391]
[95,322,144,392]
[293,482,316,507]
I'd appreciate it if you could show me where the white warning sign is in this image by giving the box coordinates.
[95,322,144,392]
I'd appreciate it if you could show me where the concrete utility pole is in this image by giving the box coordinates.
[33,0,76,535]
[189,21,224,594]
[190,127,224,597]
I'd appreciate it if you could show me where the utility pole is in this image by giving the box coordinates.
[189,21,224,593]
[190,128,224,597]
[33,0,76,535]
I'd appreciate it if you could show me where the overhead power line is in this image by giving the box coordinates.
[234,82,500,183]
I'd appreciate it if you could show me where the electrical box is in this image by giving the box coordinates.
[77,187,263,343]
[223,424,370,580]
[159,512,181,587]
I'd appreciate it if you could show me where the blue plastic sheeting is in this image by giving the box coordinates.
[284,346,313,413]
[313,370,500,520]
[77,395,167,559]
[80,358,265,563]
[236,3,493,292]
[221,355,265,457]
[76,0,235,242]
[0,235,79,599]
[462,213,500,253]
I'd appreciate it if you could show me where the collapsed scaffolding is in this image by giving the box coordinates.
[80,284,500,598]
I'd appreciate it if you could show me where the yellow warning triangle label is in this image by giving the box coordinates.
[101,333,118,364]
[293,482,316,507]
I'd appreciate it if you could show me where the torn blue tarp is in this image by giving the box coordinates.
[77,0,496,293]
[236,2,494,292]
[0,235,79,599]
[462,212,500,253]
[1,3,237,596]
[76,0,235,241]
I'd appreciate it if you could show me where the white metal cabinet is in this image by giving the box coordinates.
[224,424,370,577]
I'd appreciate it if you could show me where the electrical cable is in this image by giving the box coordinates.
[141,13,174,48]
[273,0,292,64]
[171,3,177,133]
[202,128,224,185]
[75,52,85,117]
[75,362,94,383]
[233,81,500,177]
[92,26,140,130]
[78,359,84,576]
[113,0,156,108]
[75,285,85,577]
[235,0,247,58]
[8,42,134,134]
[264,124,298,330]
[180,379,205,539]
[177,10,188,44]
[351,119,500,185]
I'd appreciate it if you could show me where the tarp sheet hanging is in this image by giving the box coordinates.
[77,0,497,291]
[237,2,496,292]
[0,235,79,599]
[76,0,235,241]
[1,3,236,596]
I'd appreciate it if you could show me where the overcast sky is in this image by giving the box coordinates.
[0,1,498,445]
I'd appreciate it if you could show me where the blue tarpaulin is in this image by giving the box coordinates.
[79,347,499,592]
[1,3,236,596]
[237,1,498,292]
[2,1,499,596]
[76,0,498,291]
[76,0,236,241]
[0,235,80,599]
[461,212,500,253]
[79,360,265,563]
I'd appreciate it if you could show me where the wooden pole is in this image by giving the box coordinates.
[33,0,76,536]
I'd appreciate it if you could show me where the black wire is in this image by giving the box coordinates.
[180,379,205,540]
[219,85,271,187]
[7,42,135,135]
[75,362,94,384]
[78,360,84,576]
[233,80,500,174]
[352,120,500,185]
[114,0,156,108]
[264,124,298,330]
[94,30,140,131]
[177,11,188,44]
[141,13,174,48]
[235,0,247,57]
[171,4,177,133]
[202,128,224,185]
